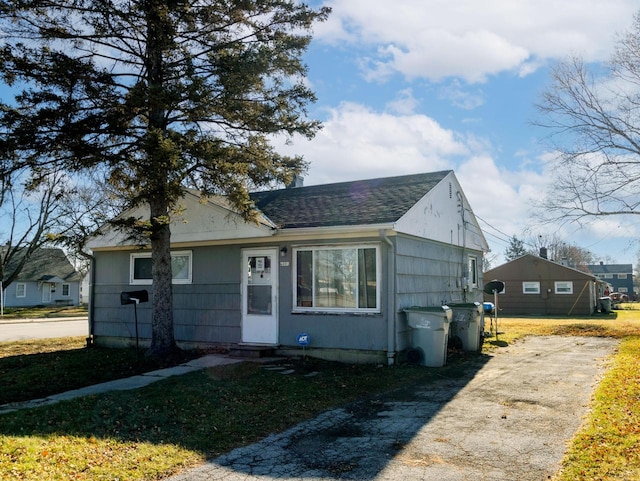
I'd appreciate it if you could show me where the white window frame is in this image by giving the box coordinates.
[468,255,478,288]
[554,281,573,294]
[16,282,26,298]
[617,274,628,279]
[130,250,193,285]
[293,244,381,313]
[61,283,70,296]
[522,281,540,294]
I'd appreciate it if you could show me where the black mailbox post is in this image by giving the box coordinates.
[120,289,149,354]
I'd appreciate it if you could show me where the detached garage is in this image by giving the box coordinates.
[483,254,601,316]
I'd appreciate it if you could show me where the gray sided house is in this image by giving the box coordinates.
[87,170,489,364]
[586,262,634,300]
[2,248,82,308]
[483,254,601,316]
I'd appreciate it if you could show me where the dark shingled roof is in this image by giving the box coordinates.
[587,263,633,275]
[4,248,81,282]
[250,170,451,229]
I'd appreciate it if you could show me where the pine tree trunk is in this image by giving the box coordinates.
[144,2,178,358]
[147,195,178,357]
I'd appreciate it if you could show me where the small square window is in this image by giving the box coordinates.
[130,251,192,285]
[522,282,540,294]
[554,281,573,294]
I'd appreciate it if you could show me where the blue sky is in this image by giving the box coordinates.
[274,0,640,267]
[2,1,639,268]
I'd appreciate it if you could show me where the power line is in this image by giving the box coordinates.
[475,214,513,245]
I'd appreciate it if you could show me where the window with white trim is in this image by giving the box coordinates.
[617,274,628,279]
[522,281,540,294]
[294,245,379,312]
[130,251,192,285]
[62,284,70,296]
[554,281,573,294]
[468,255,478,288]
[16,282,26,298]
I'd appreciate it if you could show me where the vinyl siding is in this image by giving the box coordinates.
[91,246,242,344]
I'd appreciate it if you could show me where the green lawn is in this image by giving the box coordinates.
[0,305,88,319]
[0,309,639,480]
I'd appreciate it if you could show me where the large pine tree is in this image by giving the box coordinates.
[0,0,329,357]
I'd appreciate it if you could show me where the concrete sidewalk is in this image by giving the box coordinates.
[0,316,88,324]
[0,354,242,415]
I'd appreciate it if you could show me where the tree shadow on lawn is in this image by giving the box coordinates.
[0,351,492,478]
[0,346,201,405]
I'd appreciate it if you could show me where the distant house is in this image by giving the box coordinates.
[87,170,489,364]
[586,262,634,300]
[484,254,603,316]
[2,248,82,307]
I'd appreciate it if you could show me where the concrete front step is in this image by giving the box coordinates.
[228,345,276,358]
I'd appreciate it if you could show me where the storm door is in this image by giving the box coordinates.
[242,249,278,344]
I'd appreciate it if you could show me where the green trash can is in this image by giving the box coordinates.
[448,302,484,351]
[599,296,612,313]
[404,306,452,367]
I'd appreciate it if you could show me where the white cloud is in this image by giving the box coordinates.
[275,102,470,185]
[438,81,485,110]
[275,103,544,255]
[457,156,543,237]
[385,88,419,114]
[316,0,638,82]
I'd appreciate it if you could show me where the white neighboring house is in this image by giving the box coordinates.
[2,248,82,308]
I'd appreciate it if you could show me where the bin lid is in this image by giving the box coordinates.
[404,306,452,328]
[404,305,451,312]
[447,302,482,313]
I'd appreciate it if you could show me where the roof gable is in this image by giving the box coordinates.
[88,191,276,249]
[486,254,595,280]
[251,170,452,228]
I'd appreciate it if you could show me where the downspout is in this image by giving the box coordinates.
[380,230,396,366]
[457,191,468,302]
[87,254,96,347]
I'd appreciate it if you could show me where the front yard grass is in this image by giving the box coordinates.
[554,336,640,480]
[1,309,639,480]
[0,355,452,480]
[0,338,200,405]
[0,305,88,319]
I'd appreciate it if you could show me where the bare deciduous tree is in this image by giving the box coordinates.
[535,12,640,228]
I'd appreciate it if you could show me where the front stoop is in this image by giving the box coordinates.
[228,345,276,358]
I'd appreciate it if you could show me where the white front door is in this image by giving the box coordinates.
[42,283,52,303]
[242,249,278,344]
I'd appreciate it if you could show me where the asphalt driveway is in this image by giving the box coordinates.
[167,335,617,481]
